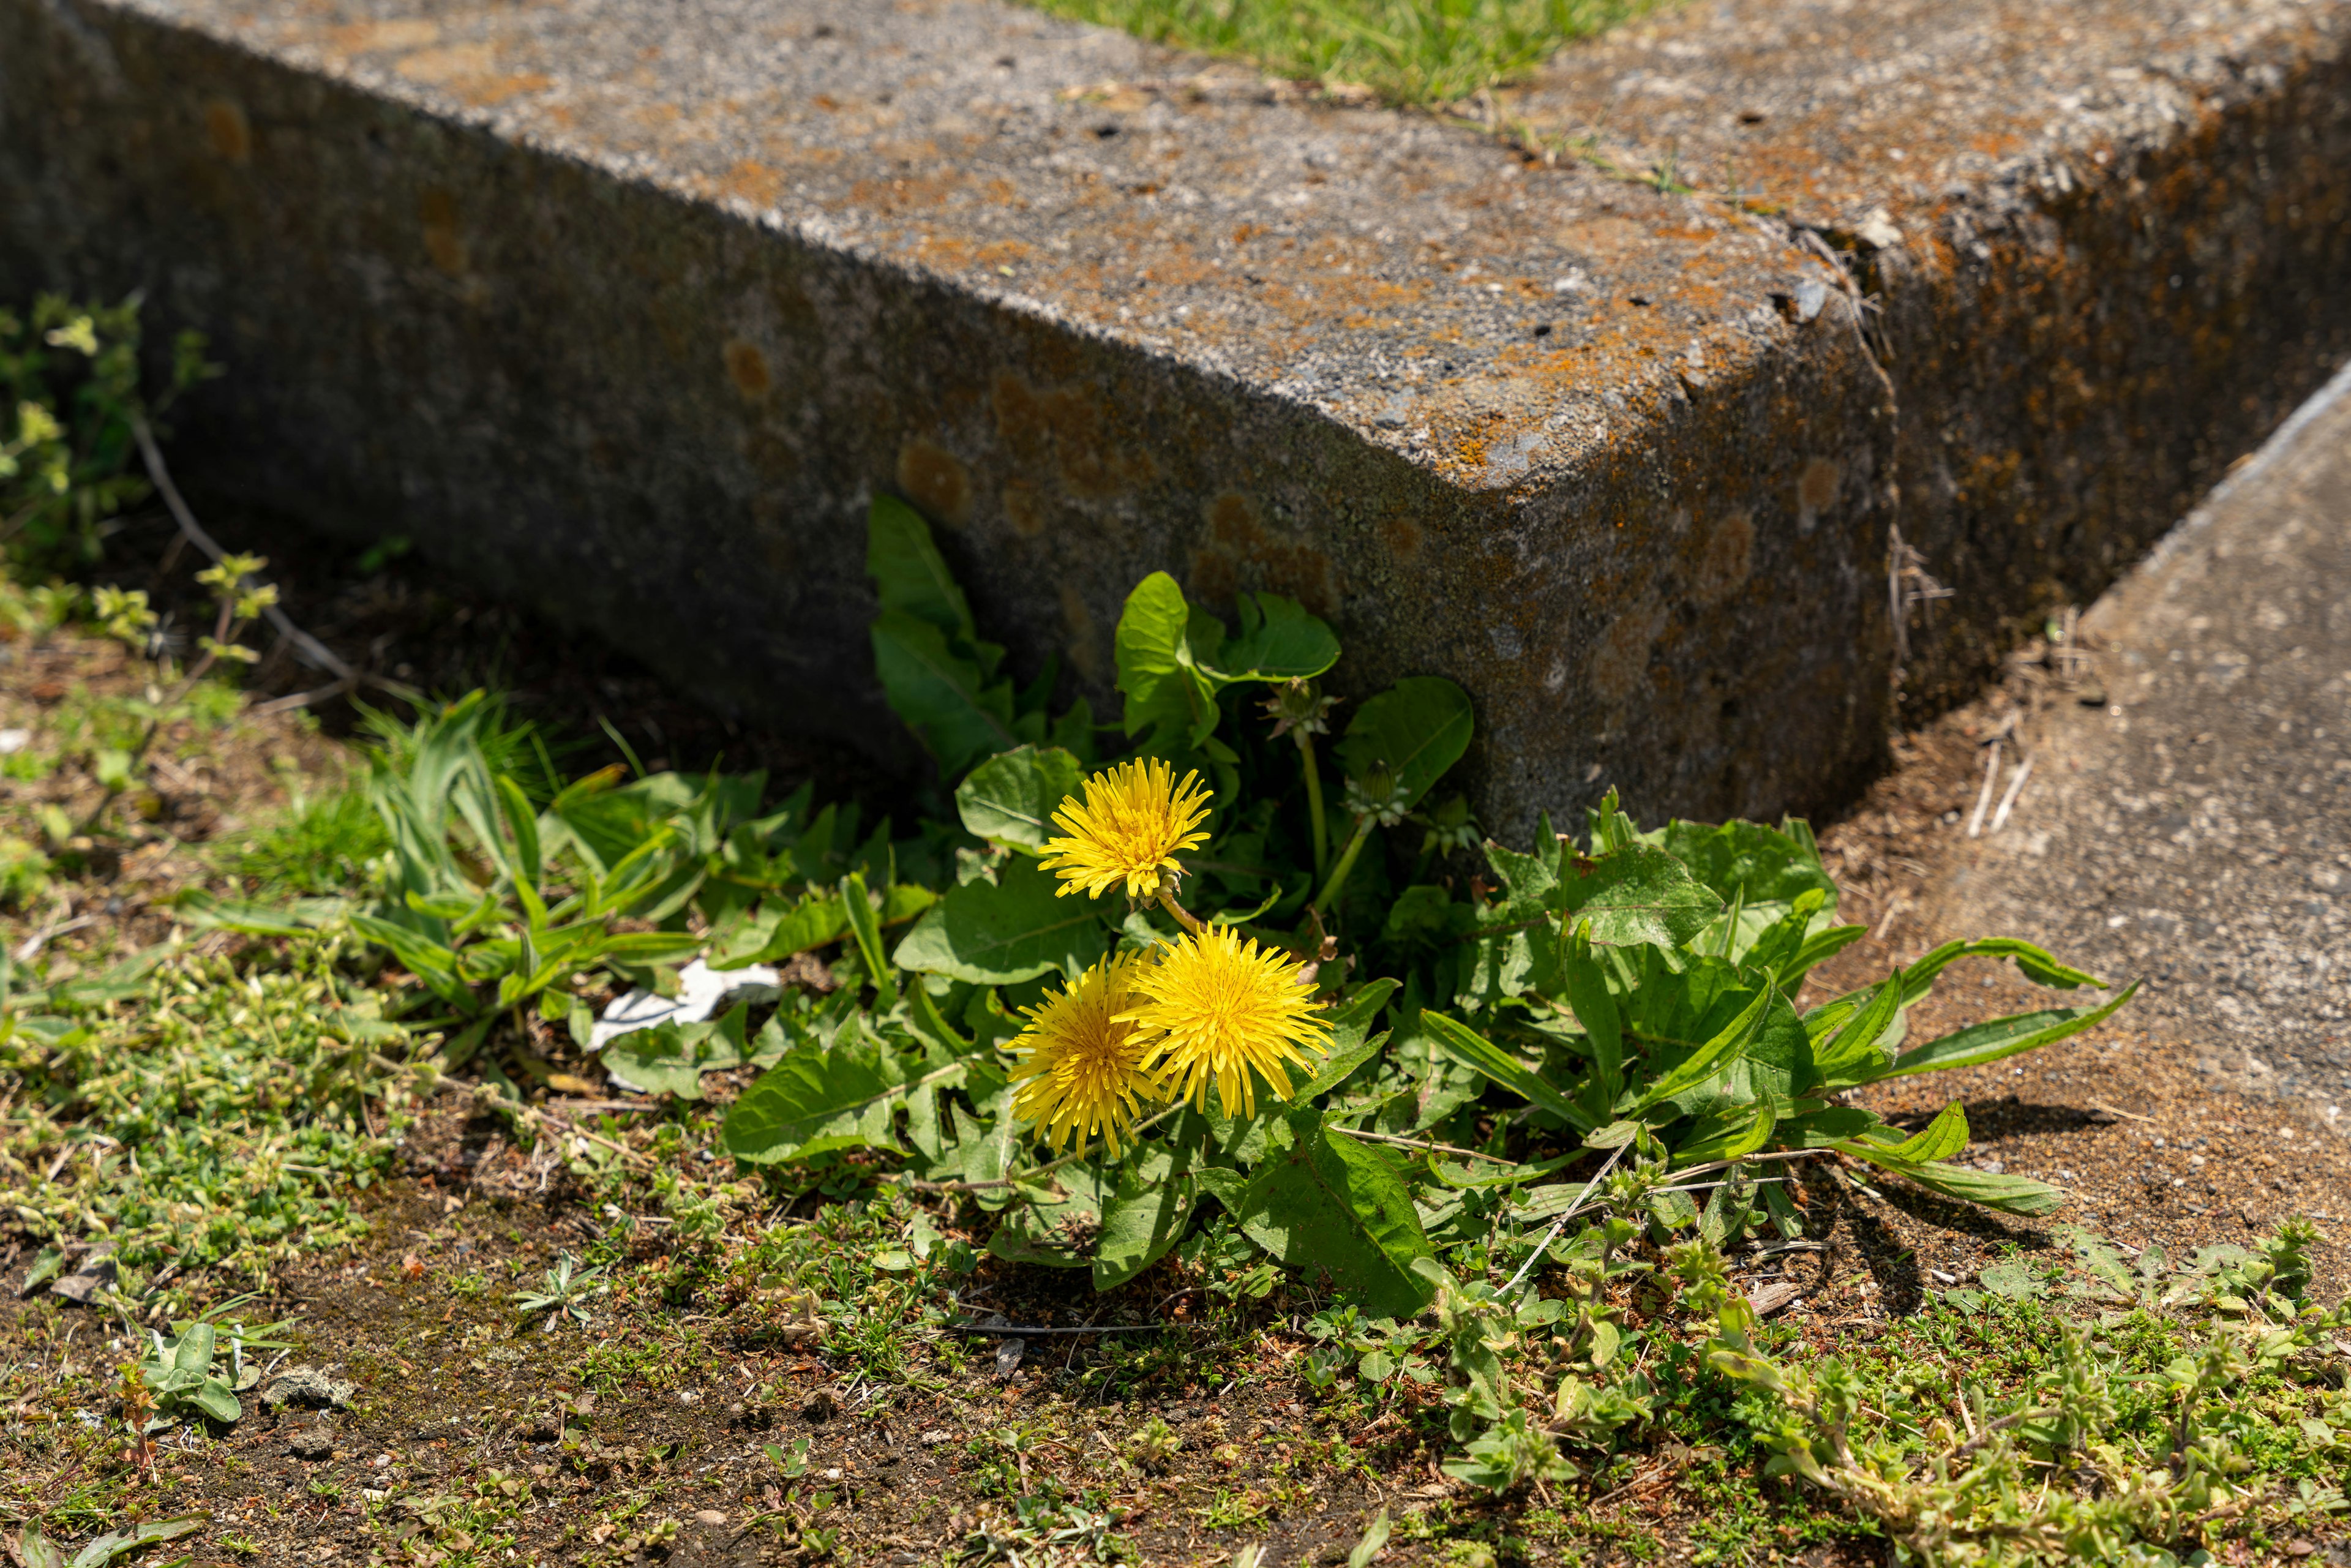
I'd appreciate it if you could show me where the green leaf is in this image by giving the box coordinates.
[1334,677,1473,809]
[710,890,849,969]
[1294,979,1400,1100]
[890,855,1109,985]
[871,610,1018,781]
[64,1515,208,1568]
[1902,937,2105,995]
[956,745,1084,852]
[1223,1109,1435,1318]
[1804,973,1903,1092]
[1209,593,1341,682]
[1623,986,1769,1114]
[1883,985,2139,1079]
[172,1322,216,1377]
[1558,847,1723,950]
[1837,1148,2066,1216]
[1860,1100,1970,1164]
[190,1381,242,1424]
[18,1523,64,1568]
[990,1161,1114,1268]
[869,494,980,643]
[839,872,898,1008]
[1671,1097,1777,1165]
[1114,572,1218,743]
[1419,1011,1594,1135]
[1650,819,1836,907]
[602,1005,752,1100]
[721,1031,912,1165]
[1092,1136,1201,1289]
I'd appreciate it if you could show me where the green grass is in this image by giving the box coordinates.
[1026,0,1643,105]
[1,933,416,1297]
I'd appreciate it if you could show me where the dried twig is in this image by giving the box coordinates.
[130,414,421,707]
[1965,740,2003,839]
[1988,756,2034,835]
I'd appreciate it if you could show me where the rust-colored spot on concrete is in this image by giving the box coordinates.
[1691,509,1754,604]
[203,98,250,164]
[989,370,1151,500]
[418,187,467,277]
[897,437,973,527]
[722,339,770,400]
[1191,489,1338,616]
[1590,598,1667,704]
[391,42,546,107]
[1381,516,1422,559]
[1059,580,1102,685]
[722,160,787,209]
[1795,456,1840,531]
[324,17,438,54]
[1002,481,1044,537]
[396,43,495,85]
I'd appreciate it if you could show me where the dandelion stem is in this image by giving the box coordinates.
[1310,816,1374,916]
[1295,732,1329,878]
[1155,885,1206,936]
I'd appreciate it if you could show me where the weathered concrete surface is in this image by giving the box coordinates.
[2,0,2346,835]
[1510,0,2351,721]
[1913,359,2351,1130]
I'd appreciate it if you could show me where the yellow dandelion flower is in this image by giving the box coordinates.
[1040,758,1212,902]
[1008,954,1165,1156]
[1120,925,1331,1117]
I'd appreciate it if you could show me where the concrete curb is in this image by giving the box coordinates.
[4,0,2345,832]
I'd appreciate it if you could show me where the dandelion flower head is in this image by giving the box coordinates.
[1040,758,1211,901]
[1122,925,1330,1117]
[1008,953,1164,1156]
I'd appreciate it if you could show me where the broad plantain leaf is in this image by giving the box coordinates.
[891,855,1109,985]
[722,1030,912,1165]
[1209,593,1340,682]
[1223,1108,1435,1318]
[1334,677,1473,809]
[1558,846,1722,950]
[956,745,1084,852]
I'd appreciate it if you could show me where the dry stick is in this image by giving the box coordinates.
[1988,756,2034,835]
[1329,1126,1517,1165]
[1964,739,2003,839]
[1501,1139,1632,1295]
[130,415,421,707]
[947,1321,1186,1336]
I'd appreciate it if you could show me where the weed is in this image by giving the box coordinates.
[1026,0,1646,106]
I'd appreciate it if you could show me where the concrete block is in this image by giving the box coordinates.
[3,0,2343,836]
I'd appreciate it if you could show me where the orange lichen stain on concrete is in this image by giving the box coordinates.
[324,17,438,55]
[394,43,494,84]
[203,99,251,164]
[1002,481,1045,538]
[1188,491,1338,618]
[722,161,789,209]
[898,438,974,527]
[1689,509,1755,604]
[851,168,964,211]
[721,340,771,400]
[418,188,467,277]
[989,372,1152,501]
[456,73,552,108]
[1794,456,1840,528]
[1589,596,1666,704]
